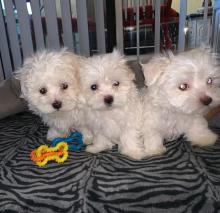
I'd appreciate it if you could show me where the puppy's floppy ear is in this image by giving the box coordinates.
[141,55,170,86]
[111,48,127,64]
[127,67,136,81]
[111,48,135,80]
[14,56,35,99]
[112,48,122,56]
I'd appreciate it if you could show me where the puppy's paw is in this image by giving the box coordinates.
[85,144,109,154]
[143,133,166,157]
[121,148,146,160]
[81,129,93,145]
[190,131,218,147]
[86,145,99,153]
[145,145,166,157]
[47,128,66,141]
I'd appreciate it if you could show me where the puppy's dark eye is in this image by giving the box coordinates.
[178,83,189,91]
[113,81,120,87]
[207,77,213,85]
[91,84,98,91]
[39,87,47,95]
[61,83,68,90]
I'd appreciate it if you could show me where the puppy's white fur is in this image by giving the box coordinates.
[142,48,219,156]
[15,49,88,140]
[80,50,145,160]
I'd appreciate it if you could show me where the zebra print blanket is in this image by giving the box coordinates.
[0,112,220,213]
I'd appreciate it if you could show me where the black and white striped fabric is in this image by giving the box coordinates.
[0,112,220,213]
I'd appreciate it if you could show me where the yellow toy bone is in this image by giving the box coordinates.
[30,142,68,167]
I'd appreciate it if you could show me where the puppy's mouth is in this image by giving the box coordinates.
[91,104,115,111]
[105,102,113,107]
[51,107,76,113]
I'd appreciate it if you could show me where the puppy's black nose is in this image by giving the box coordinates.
[200,96,212,106]
[104,95,114,106]
[52,100,62,110]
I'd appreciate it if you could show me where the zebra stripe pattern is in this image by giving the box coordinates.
[0,112,220,212]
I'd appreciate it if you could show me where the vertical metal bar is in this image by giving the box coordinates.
[154,0,160,53]
[136,0,140,61]
[76,0,90,56]
[0,55,4,81]
[14,0,34,58]
[203,0,209,44]
[0,70,4,81]
[43,0,60,49]
[0,3,12,78]
[212,10,220,52]
[94,0,106,54]
[4,0,22,69]
[115,0,124,53]
[30,0,45,50]
[127,0,131,8]
[178,0,187,52]
[60,0,74,50]
[216,10,220,53]
[123,0,128,20]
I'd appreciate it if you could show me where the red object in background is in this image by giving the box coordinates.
[160,4,179,23]
[139,6,144,24]
[160,1,179,50]
[142,5,154,25]
[123,0,179,51]
[145,5,153,19]
[124,7,135,27]
[161,24,174,50]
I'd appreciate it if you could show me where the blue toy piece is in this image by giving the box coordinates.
[51,132,84,151]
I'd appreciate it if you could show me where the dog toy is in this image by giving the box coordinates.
[51,132,83,151]
[30,142,68,167]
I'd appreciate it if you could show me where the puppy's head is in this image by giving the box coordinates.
[80,50,135,110]
[15,49,80,115]
[142,48,220,113]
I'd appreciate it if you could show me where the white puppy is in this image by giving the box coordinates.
[141,48,220,156]
[15,49,88,141]
[79,50,145,160]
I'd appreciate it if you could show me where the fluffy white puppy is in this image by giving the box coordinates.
[15,49,87,141]
[182,48,220,114]
[141,48,220,156]
[79,50,145,160]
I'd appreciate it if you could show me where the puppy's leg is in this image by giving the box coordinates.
[47,127,67,141]
[143,130,166,156]
[80,128,93,145]
[86,134,114,153]
[119,130,146,160]
[186,116,218,146]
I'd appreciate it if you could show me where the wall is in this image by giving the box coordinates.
[172,0,204,15]
[55,0,77,17]
[55,0,94,20]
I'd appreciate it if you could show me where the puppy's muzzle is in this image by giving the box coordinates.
[104,95,114,106]
[52,100,62,110]
[200,96,212,106]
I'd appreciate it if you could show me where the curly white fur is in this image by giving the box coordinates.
[141,47,220,156]
[15,49,90,141]
[80,50,145,160]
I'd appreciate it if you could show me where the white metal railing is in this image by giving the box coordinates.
[0,0,212,80]
[178,0,187,52]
